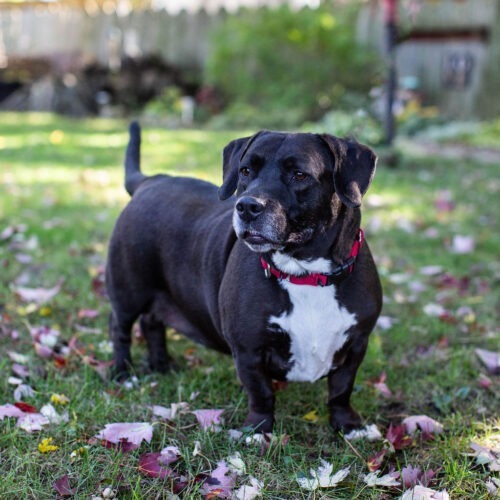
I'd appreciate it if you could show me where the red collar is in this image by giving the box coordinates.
[260,229,364,287]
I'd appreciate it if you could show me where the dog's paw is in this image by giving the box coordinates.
[329,405,363,433]
[243,410,274,433]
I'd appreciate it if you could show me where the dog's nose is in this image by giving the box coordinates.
[236,196,265,221]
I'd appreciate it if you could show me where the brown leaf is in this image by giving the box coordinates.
[53,474,76,497]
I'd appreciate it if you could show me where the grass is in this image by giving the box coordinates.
[0,112,498,498]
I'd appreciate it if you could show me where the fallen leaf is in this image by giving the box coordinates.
[0,403,25,419]
[485,478,499,495]
[475,348,500,375]
[400,484,449,499]
[192,409,224,431]
[14,279,63,304]
[138,452,175,479]
[7,351,29,364]
[12,363,30,378]
[14,384,36,401]
[423,303,447,318]
[226,452,246,475]
[344,424,383,442]
[235,476,263,500]
[363,471,401,487]
[78,309,99,319]
[50,393,70,405]
[296,461,350,491]
[159,445,182,465]
[95,422,153,447]
[14,401,38,413]
[17,413,50,433]
[419,265,443,276]
[200,460,237,498]
[450,235,474,254]
[40,403,69,425]
[8,376,23,386]
[401,464,436,488]
[371,372,393,398]
[367,449,389,472]
[402,416,443,436]
[38,437,59,453]
[376,316,398,330]
[150,402,189,420]
[386,423,413,450]
[53,474,76,497]
[468,442,500,471]
[302,409,319,423]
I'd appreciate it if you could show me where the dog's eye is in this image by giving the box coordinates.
[239,166,250,177]
[293,171,308,181]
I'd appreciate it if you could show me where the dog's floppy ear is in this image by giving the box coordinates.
[320,134,377,208]
[218,131,265,200]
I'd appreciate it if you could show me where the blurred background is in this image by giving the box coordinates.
[0,0,499,144]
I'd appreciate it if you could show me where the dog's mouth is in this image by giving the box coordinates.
[240,231,284,252]
[243,231,270,245]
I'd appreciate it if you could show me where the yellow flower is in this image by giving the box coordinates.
[38,437,59,453]
[50,393,70,405]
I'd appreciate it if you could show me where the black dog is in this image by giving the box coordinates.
[106,123,382,433]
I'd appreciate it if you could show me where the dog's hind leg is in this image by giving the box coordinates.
[109,310,136,380]
[140,312,171,373]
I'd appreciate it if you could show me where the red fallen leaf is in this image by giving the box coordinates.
[367,449,389,472]
[53,474,76,497]
[14,402,38,413]
[386,423,412,450]
[53,355,68,369]
[138,452,175,478]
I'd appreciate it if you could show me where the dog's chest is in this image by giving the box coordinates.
[269,280,356,383]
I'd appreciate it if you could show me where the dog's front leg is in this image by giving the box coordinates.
[327,335,369,433]
[233,351,275,433]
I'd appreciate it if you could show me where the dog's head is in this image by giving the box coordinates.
[219,131,377,253]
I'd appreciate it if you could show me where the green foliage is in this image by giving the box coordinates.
[206,2,381,128]
[304,109,384,146]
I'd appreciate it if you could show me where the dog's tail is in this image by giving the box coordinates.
[124,121,147,196]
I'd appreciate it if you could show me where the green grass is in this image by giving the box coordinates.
[0,112,498,498]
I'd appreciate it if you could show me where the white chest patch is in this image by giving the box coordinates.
[269,258,357,383]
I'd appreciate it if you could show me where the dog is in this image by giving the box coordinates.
[106,122,382,433]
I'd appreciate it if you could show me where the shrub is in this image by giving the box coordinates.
[205,1,381,128]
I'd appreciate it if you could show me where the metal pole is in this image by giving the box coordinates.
[383,0,398,145]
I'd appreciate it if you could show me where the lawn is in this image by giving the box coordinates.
[0,112,498,498]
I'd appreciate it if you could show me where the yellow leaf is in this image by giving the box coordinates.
[50,393,70,405]
[38,437,59,453]
[39,306,52,317]
[303,410,319,423]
